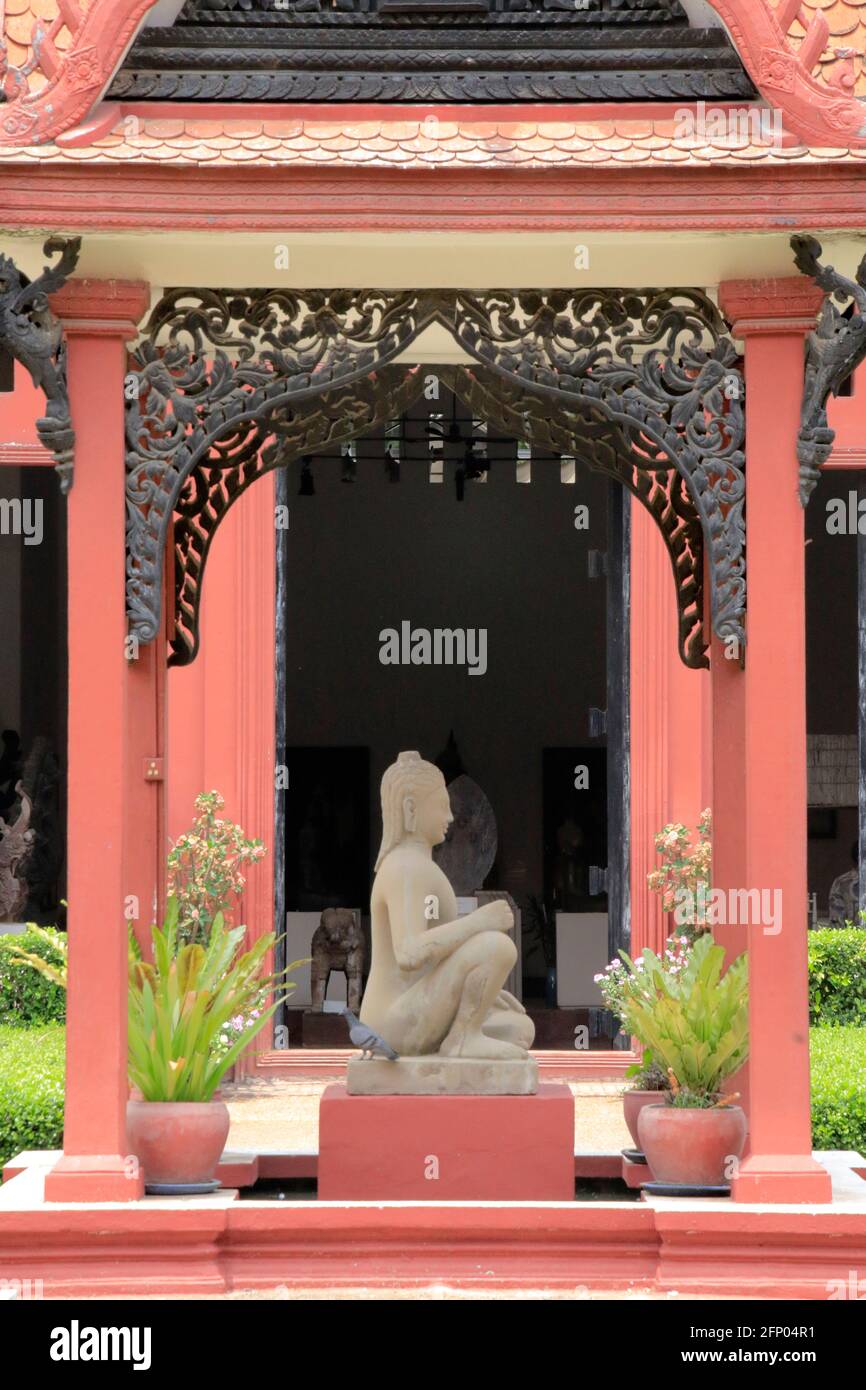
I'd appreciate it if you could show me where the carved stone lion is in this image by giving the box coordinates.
[310,908,364,1013]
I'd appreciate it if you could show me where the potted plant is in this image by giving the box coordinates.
[127,897,298,1192]
[619,932,749,1190]
[595,937,692,1150]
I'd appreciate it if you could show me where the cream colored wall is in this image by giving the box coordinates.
[3,230,866,296]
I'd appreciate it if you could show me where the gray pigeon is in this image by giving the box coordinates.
[341,1008,399,1061]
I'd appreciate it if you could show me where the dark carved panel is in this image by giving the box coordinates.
[110,0,754,104]
[792,235,866,506]
[0,237,80,492]
[125,284,745,669]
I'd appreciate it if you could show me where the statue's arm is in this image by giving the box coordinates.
[385,872,513,972]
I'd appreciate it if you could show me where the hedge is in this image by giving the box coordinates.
[808,928,866,1028]
[0,928,66,1026]
[0,1024,65,1175]
[811,1027,866,1153]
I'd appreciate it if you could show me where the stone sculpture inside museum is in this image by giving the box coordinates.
[0,781,35,922]
[310,907,364,1013]
[352,751,534,1093]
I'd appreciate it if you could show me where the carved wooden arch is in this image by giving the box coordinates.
[125,285,746,670]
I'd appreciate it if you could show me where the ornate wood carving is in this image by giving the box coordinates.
[110,0,754,105]
[125,284,745,669]
[0,236,80,491]
[438,363,707,668]
[792,234,866,505]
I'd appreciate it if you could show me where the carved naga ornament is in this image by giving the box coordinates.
[792,234,866,505]
[0,236,81,491]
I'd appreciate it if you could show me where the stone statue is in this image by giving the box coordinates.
[360,752,534,1063]
[311,907,364,1012]
[0,782,35,922]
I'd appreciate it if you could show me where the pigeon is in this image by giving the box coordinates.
[341,1008,399,1061]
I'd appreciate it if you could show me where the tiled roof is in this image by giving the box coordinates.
[788,0,866,95]
[3,0,84,97]
[3,114,866,166]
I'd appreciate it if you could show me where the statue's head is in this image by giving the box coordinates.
[375,751,452,870]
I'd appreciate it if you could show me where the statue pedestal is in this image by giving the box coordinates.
[318,1082,574,1201]
[346,1056,538,1095]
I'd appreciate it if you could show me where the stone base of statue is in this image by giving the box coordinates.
[346,1055,538,1096]
[318,1082,574,1201]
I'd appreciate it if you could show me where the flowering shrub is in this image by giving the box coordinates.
[213,988,268,1060]
[167,791,266,945]
[647,808,712,942]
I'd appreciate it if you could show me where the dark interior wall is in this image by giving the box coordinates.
[283,391,609,917]
[805,469,860,913]
[0,463,67,919]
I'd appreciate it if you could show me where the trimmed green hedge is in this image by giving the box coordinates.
[808,928,866,1027]
[0,1024,65,1175]
[811,1027,866,1153]
[0,928,66,1025]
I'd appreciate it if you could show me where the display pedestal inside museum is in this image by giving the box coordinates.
[318,1082,574,1200]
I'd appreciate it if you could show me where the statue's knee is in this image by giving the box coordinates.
[475,930,516,972]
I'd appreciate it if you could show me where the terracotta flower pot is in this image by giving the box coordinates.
[127,1100,230,1188]
[622,1089,668,1149]
[637,1102,747,1188]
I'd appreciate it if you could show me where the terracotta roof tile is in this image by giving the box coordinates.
[2,0,97,95]
[788,0,866,96]
[4,112,866,170]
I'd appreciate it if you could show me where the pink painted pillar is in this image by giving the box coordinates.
[44,279,150,1203]
[630,504,710,960]
[719,278,832,1203]
[167,470,276,1073]
[710,629,750,1123]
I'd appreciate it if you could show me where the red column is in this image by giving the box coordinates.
[630,504,710,959]
[719,279,832,1203]
[44,279,150,1203]
[166,469,276,1073]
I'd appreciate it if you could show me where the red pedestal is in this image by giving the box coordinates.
[318,1082,574,1201]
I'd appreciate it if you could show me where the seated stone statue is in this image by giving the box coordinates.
[360,751,534,1060]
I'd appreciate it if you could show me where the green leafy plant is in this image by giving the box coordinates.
[167,790,266,946]
[128,897,300,1102]
[625,1058,670,1092]
[2,924,67,990]
[596,936,691,1091]
[0,927,67,1025]
[647,809,712,943]
[0,1024,65,1175]
[617,932,748,1107]
[811,1027,866,1152]
[808,928,866,1027]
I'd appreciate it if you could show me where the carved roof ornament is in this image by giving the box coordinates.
[2,0,866,146]
[125,284,745,670]
[0,234,81,491]
[791,232,866,505]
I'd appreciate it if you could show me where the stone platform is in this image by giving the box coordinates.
[318,1081,574,1200]
[346,1055,538,1096]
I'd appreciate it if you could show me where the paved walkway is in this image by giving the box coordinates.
[224,1077,631,1155]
